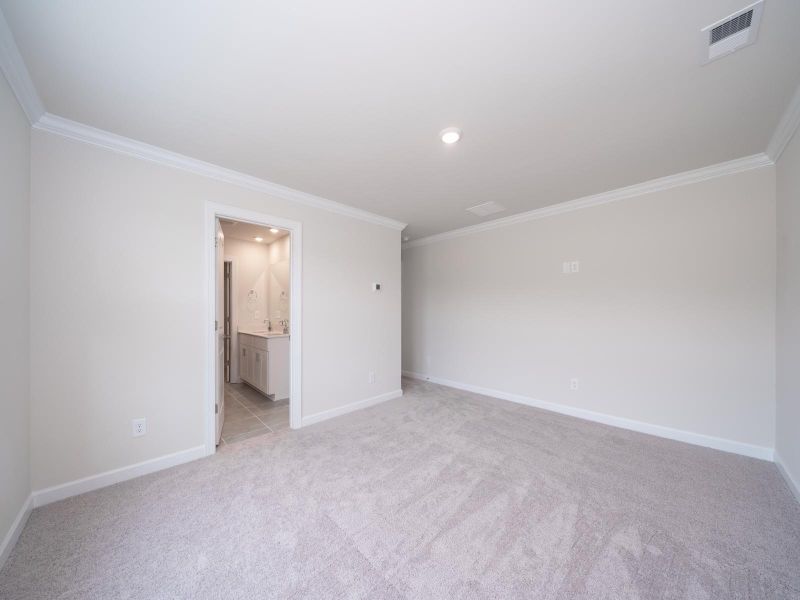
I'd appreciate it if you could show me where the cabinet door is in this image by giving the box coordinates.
[266,338,290,400]
[254,349,268,393]
[248,346,256,386]
[262,350,269,394]
[240,344,250,383]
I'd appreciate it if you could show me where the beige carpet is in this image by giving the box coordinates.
[1,377,799,599]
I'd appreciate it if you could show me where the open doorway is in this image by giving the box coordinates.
[205,203,302,455]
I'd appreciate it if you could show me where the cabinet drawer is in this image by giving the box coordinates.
[238,333,267,351]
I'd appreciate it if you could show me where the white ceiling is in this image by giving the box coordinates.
[219,220,288,245]
[2,1,799,240]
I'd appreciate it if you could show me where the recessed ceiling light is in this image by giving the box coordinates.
[440,127,462,144]
[254,236,263,242]
[269,228,279,234]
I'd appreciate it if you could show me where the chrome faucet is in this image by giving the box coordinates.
[280,319,289,334]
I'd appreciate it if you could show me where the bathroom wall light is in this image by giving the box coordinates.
[440,127,462,144]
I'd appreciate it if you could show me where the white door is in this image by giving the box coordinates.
[215,218,225,444]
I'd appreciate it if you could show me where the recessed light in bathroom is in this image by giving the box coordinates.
[254,236,263,242]
[269,228,279,234]
[440,127,462,144]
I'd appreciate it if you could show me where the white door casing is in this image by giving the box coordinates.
[215,218,225,444]
[204,201,303,456]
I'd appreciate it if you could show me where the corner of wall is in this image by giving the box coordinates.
[774,108,800,505]
[0,65,33,569]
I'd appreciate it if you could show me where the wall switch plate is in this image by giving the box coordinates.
[562,261,571,274]
[570,378,579,391]
[372,283,381,292]
[132,418,146,437]
[570,261,580,273]
[369,371,375,384]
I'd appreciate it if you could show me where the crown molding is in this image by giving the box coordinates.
[766,84,800,163]
[34,113,407,231]
[3,0,789,236]
[4,8,404,230]
[403,153,773,249]
[0,7,44,123]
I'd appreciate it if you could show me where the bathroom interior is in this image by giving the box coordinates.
[218,219,291,445]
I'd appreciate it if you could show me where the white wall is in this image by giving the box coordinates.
[225,237,270,330]
[223,236,270,385]
[30,129,401,491]
[0,72,30,551]
[268,235,291,325]
[776,128,800,496]
[403,166,776,453]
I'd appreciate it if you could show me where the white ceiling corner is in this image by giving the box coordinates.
[1,1,799,240]
[402,153,773,249]
[1,4,406,233]
[32,113,407,231]
[766,83,800,162]
[0,6,42,123]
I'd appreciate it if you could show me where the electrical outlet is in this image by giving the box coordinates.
[570,378,579,391]
[570,261,580,273]
[369,371,375,384]
[132,418,146,437]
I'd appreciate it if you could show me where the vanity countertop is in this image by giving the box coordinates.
[238,328,289,339]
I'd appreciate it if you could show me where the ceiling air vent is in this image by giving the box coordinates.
[466,201,506,217]
[701,1,764,64]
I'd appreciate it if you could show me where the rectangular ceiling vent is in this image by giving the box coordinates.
[466,201,506,217]
[701,1,764,64]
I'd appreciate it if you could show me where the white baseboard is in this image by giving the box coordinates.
[302,389,404,427]
[32,445,207,508]
[0,494,33,570]
[775,451,800,504]
[402,371,774,461]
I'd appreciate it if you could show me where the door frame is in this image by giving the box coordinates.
[204,201,303,455]
[223,257,240,384]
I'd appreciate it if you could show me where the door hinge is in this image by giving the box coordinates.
[215,320,219,331]
[215,403,219,414]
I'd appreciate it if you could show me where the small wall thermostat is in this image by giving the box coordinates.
[373,283,381,292]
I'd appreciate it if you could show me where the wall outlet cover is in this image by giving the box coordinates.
[132,418,146,437]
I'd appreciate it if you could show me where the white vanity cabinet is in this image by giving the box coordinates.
[238,332,290,400]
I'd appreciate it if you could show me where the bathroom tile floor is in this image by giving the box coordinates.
[220,382,289,445]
